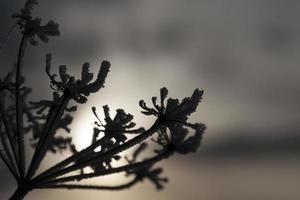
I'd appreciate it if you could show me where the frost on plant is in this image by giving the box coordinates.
[0,1,206,200]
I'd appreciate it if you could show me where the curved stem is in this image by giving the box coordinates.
[0,22,17,53]
[15,33,28,177]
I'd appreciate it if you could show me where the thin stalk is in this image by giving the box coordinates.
[0,22,17,54]
[0,131,19,178]
[33,119,163,182]
[26,95,70,179]
[0,150,18,180]
[0,102,20,176]
[36,149,173,186]
[15,33,28,177]
[33,134,112,181]
[36,177,139,191]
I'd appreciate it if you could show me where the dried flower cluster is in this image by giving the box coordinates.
[0,1,206,200]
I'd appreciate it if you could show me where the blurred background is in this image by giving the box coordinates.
[1,0,300,199]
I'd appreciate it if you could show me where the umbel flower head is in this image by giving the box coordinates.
[45,54,110,103]
[154,124,205,154]
[139,87,203,126]
[12,0,60,46]
[66,105,145,173]
[140,87,206,154]
[93,105,145,146]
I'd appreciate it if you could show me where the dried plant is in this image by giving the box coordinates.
[0,1,206,199]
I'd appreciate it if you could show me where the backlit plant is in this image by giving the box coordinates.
[0,1,206,199]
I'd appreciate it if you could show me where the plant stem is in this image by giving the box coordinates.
[9,187,30,200]
[33,119,162,182]
[26,95,70,179]
[33,134,115,182]
[0,102,20,178]
[36,149,174,186]
[0,130,19,178]
[0,22,17,54]
[0,150,18,180]
[36,177,139,191]
[15,33,28,177]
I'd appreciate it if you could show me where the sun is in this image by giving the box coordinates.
[71,108,95,150]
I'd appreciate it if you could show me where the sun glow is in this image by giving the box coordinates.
[71,108,95,150]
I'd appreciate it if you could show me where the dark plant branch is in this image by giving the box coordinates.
[15,33,29,178]
[26,95,71,179]
[0,128,18,177]
[32,135,107,182]
[32,105,145,182]
[33,120,162,183]
[0,22,17,54]
[27,56,111,179]
[35,149,174,186]
[36,177,139,191]
[0,101,20,176]
[0,149,19,180]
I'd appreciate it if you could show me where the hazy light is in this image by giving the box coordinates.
[71,106,95,150]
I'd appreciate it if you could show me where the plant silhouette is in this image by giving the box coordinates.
[0,1,206,199]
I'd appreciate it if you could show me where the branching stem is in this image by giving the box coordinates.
[0,102,20,178]
[0,149,19,180]
[26,95,70,179]
[33,119,163,183]
[36,149,173,186]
